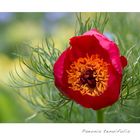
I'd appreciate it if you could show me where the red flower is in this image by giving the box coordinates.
[53,29,127,110]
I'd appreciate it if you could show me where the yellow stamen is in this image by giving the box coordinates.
[67,54,109,96]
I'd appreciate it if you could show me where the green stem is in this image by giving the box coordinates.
[68,101,74,121]
[96,109,104,123]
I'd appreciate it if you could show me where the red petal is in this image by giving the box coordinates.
[53,48,68,93]
[84,29,123,75]
[63,64,122,110]
[70,35,111,63]
[120,56,128,68]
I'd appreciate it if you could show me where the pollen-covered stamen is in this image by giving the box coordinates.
[67,54,109,96]
[80,69,96,88]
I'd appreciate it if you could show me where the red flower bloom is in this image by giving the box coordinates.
[53,29,127,110]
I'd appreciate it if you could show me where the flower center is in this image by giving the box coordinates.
[67,54,109,96]
[80,69,96,88]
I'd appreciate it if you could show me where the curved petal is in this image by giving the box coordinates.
[53,48,68,93]
[61,64,122,110]
[69,35,111,62]
[84,29,123,75]
[120,56,128,69]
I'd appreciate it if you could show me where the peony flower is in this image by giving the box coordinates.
[53,29,127,110]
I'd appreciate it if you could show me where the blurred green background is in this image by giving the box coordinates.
[0,13,140,122]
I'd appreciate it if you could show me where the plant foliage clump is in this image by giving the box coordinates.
[9,13,140,122]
